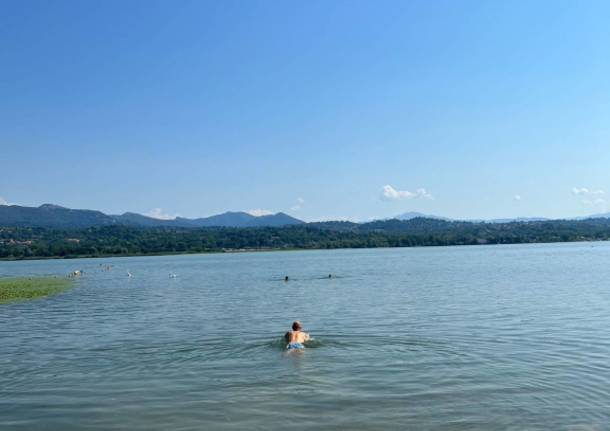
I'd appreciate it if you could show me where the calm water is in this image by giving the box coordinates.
[1,243,610,430]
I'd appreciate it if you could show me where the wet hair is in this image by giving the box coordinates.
[292,321,302,331]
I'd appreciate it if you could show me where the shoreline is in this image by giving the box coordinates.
[0,238,606,262]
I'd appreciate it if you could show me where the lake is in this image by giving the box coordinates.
[1,243,609,430]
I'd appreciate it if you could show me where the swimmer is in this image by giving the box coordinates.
[284,276,289,282]
[328,274,332,278]
[285,321,310,350]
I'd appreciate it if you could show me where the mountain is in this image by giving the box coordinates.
[358,217,456,233]
[183,211,304,228]
[394,211,449,221]
[5,202,608,230]
[572,212,610,220]
[245,212,304,227]
[0,204,118,228]
[113,212,179,227]
[0,204,304,229]
[394,212,549,223]
[190,211,254,227]
[7,216,610,260]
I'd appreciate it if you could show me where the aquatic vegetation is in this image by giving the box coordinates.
[0,277,72,304]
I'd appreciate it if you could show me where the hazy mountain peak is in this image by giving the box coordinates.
[394,211,448,221]
[39,203,66,209]
[0,204,305,229]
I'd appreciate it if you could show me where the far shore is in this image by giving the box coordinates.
[0,247,303,262]
[0,239,606,263]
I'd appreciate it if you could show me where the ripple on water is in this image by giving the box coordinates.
[3,245,610,430]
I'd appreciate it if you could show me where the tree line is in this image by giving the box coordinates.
[2,218,610,259]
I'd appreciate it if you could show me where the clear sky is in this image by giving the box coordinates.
[2,0,610,221]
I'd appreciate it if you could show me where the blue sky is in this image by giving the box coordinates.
[2,0,610,221]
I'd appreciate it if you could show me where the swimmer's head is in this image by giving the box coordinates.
[292,321,302,331]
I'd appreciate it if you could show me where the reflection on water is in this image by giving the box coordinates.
[2,243,610,430]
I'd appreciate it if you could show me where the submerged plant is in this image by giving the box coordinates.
[0,277,73,304]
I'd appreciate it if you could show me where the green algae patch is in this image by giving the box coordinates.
[0,277,73,304]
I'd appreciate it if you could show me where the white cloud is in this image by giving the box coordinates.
[382,185,415,200]
[247,208,274,217]
[291,197,305,211]
[0,196,16,206]
[572,187,604,196]
[582,198,606,206]
[572,187,585,195]
[145,208,179,220]
[572,187,607,210]
[513,195,521,201]
[381,185,433,201]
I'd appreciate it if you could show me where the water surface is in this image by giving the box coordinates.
[1,243,610,430]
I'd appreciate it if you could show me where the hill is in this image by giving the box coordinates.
[0,204,304,229]
[188,211,303,228]
[394,211,448,221]
[0,204,118,228]
[4,217,610,260]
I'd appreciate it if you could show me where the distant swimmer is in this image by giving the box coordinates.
[127,271,132,278]
[169,273,177,278]
[284,276,289,282]
[285,321,310,350]
[328,274,332,278]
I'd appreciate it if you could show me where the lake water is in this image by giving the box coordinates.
[1,243,610,430]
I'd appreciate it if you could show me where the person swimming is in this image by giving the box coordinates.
[285,321,310,350]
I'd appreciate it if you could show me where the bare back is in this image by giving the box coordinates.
[286,330,309,344]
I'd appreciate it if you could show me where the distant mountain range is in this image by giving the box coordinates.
[571,212,610,220]
[0,204,304,229]
[1,204,610,230]
[7,212,610,260]
[393,211,610,223]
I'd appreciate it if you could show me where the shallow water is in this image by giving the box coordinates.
[1,243,610,430]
